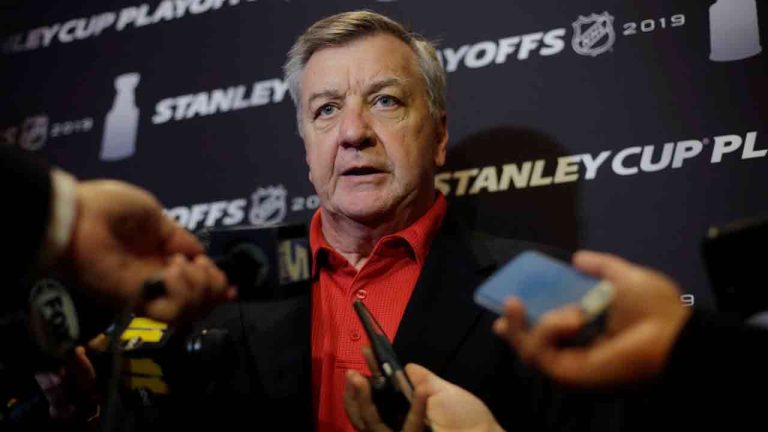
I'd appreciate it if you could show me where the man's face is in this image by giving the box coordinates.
[299,33,448,224]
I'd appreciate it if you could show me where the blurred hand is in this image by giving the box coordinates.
[344,362,503,432]
[494,250,692,388]
[344,368,391,432]
[65,345,100,411]
[402,363,503,432]
[64,180,235,323]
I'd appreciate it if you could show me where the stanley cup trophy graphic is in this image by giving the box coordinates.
[100,73,140,161]
[709,0,762,62]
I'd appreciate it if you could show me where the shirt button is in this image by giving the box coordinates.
[350,332,361,341]
[355,289,368,300]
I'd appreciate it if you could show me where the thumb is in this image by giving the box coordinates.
[403,363,433,432]
[405,363,434,388]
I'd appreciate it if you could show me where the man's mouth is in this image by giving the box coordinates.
[342,166,385,176]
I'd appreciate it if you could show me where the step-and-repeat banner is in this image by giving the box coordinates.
[1,0,766,308]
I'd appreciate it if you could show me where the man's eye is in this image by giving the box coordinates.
[316,104,337,118]
[374,95,399,108]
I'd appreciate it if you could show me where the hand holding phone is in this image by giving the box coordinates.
[474,250,614,328]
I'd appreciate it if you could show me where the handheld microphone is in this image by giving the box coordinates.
[141,243,271,303]
[143,223,310,302]
[119,224,311,395]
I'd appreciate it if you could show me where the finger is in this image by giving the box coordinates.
[402,400,427,432]
[345,369,389,431]
[356,370,390,431]
[175,256,211,313]
[106,256,166,306]
[537,326,652,387]
[142,262,185,322]
[404,363,433,390]
[167,252,186,266]
[142,255,229,323]
[492,316,507,336]
[497,298,528,348]
[344,370,367,430]
[402,370,428,432]
[201,257,236,302]
[71,346,96,382]
[524,306,585,362]
[208,255,238,300]
[87,334,109,352]
[534,306,587,345]
[162,217,204,257]
[505,298,528,331]
[66,346,98,401]
[493,317,516,352]
[572,250,636,281]
[195,255,229,300]
[225,285,238,301]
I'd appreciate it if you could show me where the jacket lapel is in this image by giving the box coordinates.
[393,216,498,375]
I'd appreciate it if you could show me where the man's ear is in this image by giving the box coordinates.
[434,113,448,167]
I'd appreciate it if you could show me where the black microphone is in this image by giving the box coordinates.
[143,224,310,302]
[215,243,270,290]
[141,242,271,302]
[97,225,312,429]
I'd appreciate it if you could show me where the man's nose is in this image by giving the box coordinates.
[338,103,374,150]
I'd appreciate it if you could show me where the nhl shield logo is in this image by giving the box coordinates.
[572,12,615,57]
[248,185,287,226]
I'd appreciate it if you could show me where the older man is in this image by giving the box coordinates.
[282,11,610,432]
[172,10,620,432]
[283,11,448,430]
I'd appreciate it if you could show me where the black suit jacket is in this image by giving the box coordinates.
[644,309,768,430]
[391,213,628,432]
[172,211,630,431]
[1,146,52,311]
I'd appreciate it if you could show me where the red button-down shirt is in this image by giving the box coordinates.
[310,194,447,432]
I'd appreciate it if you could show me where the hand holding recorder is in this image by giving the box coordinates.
[344,359,502,432]
[344,300,413,431]
[344,301,504,432]
[64,179,234,323]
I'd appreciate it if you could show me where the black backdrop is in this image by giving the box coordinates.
[2,0,767,309]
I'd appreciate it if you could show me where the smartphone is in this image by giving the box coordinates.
[473,250,614,325]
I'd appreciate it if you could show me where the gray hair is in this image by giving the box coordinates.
[283,10,446,129]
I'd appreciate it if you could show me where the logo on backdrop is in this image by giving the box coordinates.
[100,72,141,161]
[2,1,261,54]
[571,12,616,57]
[437,6,759,71]
[709,0,762,62]
[18,115,49,151]
[165,186,322,231]
[1,116,93,151]
[248,186,288,226]
[435,131,764,197]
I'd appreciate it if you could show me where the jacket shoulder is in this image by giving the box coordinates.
[463,229,573,266]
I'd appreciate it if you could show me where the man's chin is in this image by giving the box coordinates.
[331,198,394,224]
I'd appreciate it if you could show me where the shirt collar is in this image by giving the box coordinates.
[310,193,448,276]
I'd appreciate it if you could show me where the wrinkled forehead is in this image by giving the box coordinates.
[300,34,422,102]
